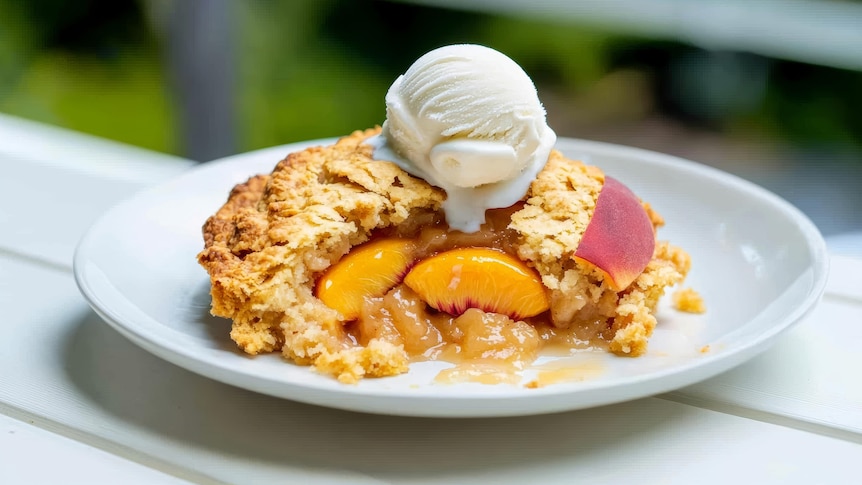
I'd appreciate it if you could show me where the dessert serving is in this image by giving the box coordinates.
[197,44,701,384]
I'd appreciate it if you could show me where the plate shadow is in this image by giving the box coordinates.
[63,311,687,482]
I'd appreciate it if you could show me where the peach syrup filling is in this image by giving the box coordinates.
[317,206,620,382]
[197,129,694,385]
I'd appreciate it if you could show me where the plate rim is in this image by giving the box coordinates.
[72,136,830,417]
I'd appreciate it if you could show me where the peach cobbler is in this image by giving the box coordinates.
[196,45,698,384]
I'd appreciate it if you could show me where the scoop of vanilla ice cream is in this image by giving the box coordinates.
[374,44,556,232]
[382,44,555,189]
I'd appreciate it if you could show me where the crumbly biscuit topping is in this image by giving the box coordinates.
[198,128,690,382]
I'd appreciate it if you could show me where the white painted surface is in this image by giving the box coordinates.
[1,114,861,483]
[0,414,190,485]
[1,253,859,483]
[0,113,193,183]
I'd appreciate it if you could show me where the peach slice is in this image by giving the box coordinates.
[574,176,655,291]
[403,247,549,320]
[316,238,415,320]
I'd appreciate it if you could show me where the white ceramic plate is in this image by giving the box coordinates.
[74,137,829,418]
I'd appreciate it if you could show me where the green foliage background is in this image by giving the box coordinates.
[1,0,860,158]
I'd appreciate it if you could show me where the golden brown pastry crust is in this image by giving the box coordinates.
[673,287,706,313]
[198,127,690,382]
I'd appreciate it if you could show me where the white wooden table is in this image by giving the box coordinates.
[1,113,861,484]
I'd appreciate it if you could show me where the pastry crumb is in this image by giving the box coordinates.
[673,287,706,313]
[699,345,711,354]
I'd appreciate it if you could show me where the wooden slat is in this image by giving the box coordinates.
[0,413,191,485]
[1,254,861,484]
[667,255,862,439]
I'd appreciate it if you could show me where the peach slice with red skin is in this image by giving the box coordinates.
[403,247,550,320]
[574,176,655,291]
[316,238,416,320]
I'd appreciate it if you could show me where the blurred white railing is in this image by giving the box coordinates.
[395,0,862,71]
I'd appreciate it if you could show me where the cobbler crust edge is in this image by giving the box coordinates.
[197,128,690,383]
